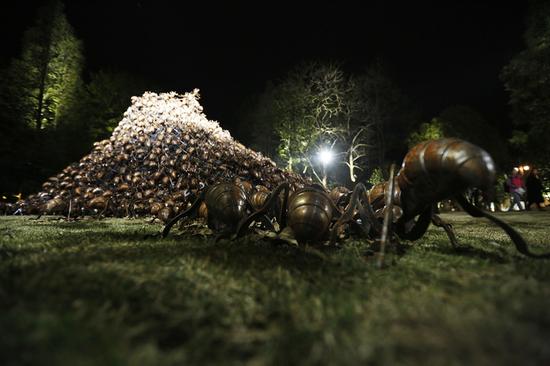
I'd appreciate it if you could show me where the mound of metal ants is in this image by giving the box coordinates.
[163,138,550,261]
[13,90,307,220]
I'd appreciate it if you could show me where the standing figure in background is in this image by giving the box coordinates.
[483,185,496,212]
[526,168,545,210]
[509,169,526,211]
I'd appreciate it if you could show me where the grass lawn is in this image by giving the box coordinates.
[1,211,550,365]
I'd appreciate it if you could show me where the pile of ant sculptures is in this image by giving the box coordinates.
[163,138,550,263]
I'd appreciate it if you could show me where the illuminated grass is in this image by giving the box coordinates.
[1,212,549,365]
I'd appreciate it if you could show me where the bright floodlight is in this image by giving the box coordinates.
[318,149,334,166]
[523,165,530,171]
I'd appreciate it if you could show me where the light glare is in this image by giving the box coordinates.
[318,149,334,166]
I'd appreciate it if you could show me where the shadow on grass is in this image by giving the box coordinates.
[422,243,510,263]
[4,224,340,276]
[7,216,159,234]
[0,258,242,354]
[4,216,522,275]
[1,227,348,354]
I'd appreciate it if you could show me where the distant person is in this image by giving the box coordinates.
[483,185,496,212]
[508,169,525,211]
[526,168,545,210]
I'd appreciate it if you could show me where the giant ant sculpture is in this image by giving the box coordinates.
[164,138,550,263]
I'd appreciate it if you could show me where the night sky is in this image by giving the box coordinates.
[1,0,529,140]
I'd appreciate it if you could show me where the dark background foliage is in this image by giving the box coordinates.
[1,0,548,195]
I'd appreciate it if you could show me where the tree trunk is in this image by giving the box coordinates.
[35,57,49,130]
[348,152,356,183]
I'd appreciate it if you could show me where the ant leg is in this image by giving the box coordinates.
[431,213,459,248]
[235,183,289,239]
[377,164,397,268]
[329,183,367,244]
[355,204,373,236]
[396,208,432,241]
[277,183,290,229]
[258,214,275,231]
[162,193,203,237]
[456,194,550,258]
[358,191,382,234]
[99,198,111,218]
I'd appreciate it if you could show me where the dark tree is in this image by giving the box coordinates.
[245,61,416,186]
[0,1,84,194]
[80,71,149,138]
[247,62,352,185]
[238,83,280,160]
[1,0,83,130]
[56,69,152,165]
[501,0,550,164]
[353,62,418,177]
[407,105,508,168]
